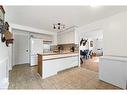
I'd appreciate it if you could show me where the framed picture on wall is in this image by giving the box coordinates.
[90,41,93,47]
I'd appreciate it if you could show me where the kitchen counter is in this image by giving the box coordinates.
[39,52,79,61]
[42,52,78,55]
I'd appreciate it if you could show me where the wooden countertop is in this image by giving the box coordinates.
[43,52,78,56]
[37,52,79,61]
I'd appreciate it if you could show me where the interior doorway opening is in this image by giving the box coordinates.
[80,29,103,72]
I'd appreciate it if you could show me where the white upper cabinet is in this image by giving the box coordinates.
[52,33,57,45]
[57,27,79,44]
[74,28,79,44]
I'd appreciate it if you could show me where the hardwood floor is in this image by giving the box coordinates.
[81,57,99,72]
[9,64,120,89]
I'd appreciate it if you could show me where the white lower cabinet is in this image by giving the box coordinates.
[43,56,79,78]
[30,55,37,66]
[58,56,78,71]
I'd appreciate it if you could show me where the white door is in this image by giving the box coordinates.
[13,30,29,65]
[30,38,43,66]
[31,38,43,55]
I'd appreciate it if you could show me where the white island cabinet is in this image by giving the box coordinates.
[37,53,79,79]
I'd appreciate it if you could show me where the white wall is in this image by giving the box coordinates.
[77,11,127,57]
[0,7,12,89]
[80,29,103,40]
[0,34,9,89]
[103,12,127,57]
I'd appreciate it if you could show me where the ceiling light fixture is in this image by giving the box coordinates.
[53,24,56,29]
[53,23,65,30]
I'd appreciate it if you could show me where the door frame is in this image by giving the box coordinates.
[12,29,30,66]
[79,29,103,67]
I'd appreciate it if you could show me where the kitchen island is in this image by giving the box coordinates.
[37,52,79,79]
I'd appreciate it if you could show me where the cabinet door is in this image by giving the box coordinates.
[57,32,68,44]
[57,33,62,44]
[63,32,69,44]
[65,31,74,43]
[75,28,79,44]
[57,29,76,44]
[61,33,65,44]
[70,31,75,43]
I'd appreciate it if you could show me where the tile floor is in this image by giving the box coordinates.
[9,64,120,89]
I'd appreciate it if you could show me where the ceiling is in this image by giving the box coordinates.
[5,6,127,32]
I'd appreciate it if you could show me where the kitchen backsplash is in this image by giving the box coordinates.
[51,44,79,53]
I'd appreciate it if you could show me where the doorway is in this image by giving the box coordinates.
[80,29,103,72]
[12,29,30,66]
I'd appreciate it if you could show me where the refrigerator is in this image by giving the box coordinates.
[30,38,43,66]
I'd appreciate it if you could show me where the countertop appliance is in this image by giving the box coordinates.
[30,38,43,66]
